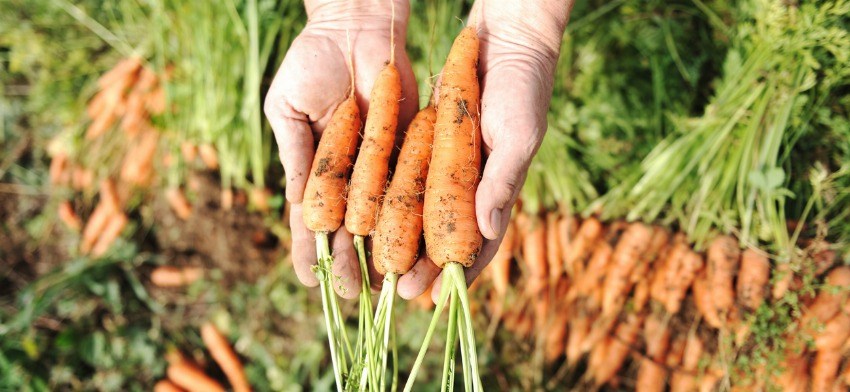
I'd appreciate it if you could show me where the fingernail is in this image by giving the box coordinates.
[488,208,502,239]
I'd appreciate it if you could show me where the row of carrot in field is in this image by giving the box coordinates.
[459,211,849,391]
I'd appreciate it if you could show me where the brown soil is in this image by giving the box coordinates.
[148,172,281,284]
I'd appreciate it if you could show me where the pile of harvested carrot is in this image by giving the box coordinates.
[49,57,226,257]
[473,209,848,391]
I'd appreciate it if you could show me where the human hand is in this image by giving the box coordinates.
[264,0,419,298]
[396,0,573,301]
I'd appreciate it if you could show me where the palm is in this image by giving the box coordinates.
[266,25,419,298]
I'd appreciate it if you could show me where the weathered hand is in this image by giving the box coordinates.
[397,0,572,300]
[264,0,418,298]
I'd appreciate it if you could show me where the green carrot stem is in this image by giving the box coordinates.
[403,274,452,392]
[314,232,345,392]
[441,285,458,392]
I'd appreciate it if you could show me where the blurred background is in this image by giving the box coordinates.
[2,0,850,390]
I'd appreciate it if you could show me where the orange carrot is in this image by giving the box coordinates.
[201,323,251,392]
[151,266,203,287]
[249,187,272,213]
[557,215,578,274]
[773,352,809,392]
[490,218,516,297]
[181,142,198,163]
[814,308,850,351]
[590,312,643,386]
[49,153,69,185]
[637,313,671,392]
[670,331,704,392]
[198,144,219,170]
[120,128,159,186]
[601,222,652,316]
[221,188,234,211]
[96,57,142,90]
[345,61,403,236]
[564,217,602,277]
[802,266,850,328]
[80,203,111,254]
[663,248,703,315]
[636,358,667,392]
[58,201,82,231]
[517,212,547,280]
[706,235,740,320]
[423,26,482,268]
[693,269,722,329]
[570,241,613,302]
[166,187,193,220]
[154,380,185,392]
[167,361,225,392]
[146,84,166,114]
[566,310,590,365]
[91,213,128,257]
[736,248,770,311]
[546,213,563,283]
[666,334,686,368]
[812,349,842,392]
[772,262,794,300]
[71,167,94,190]
[373,105,436,275]
[300,96,361,232]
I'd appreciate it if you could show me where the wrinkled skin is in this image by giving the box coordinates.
[264,0,572,301]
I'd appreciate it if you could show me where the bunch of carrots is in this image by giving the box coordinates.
[154,323,250,392]
[475,208,849,391]
[296,4,484,386]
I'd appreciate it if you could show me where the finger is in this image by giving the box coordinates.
[397,53,420,131]
[397,254,441,300]
[430,272,444,304]
[289,203,318,287]
[265,101,316,204]
[464,208,512,285]
[475,143,532,240]
[330,227,361,299]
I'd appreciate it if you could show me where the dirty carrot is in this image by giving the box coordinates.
[693,269,722,329]
[344,59,402,237]
[201,323,251,392]
[373,105,436,276]
[564,217,602,277]
[670,331,704,392]
[546,213,563,283]
[590,312,643,386]
[370,104,436,391]
[601,222,652,316]
[802,266,850,328]
[301,94,361,233]
[736,248,770,311]
[556,215,577,271]
[706,235,740,320]
[407,25,483,392]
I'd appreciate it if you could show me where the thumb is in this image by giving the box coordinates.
[475,143,534,240]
